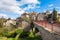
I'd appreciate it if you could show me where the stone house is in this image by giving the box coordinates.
[45,10,50,16]
[4,18,16,27]
[16,17,30,32]
[16,13,31,32]
[16,17,23,27]
[57,14,60,22]
[22,20,30,32]
[37,13,45,21]
[47,12,60,23]
[36,10,50,21]
[29,12,38,21]
[21,12,29,19]
[58,17,60,22]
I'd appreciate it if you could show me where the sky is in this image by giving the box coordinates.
[0,0,60,19]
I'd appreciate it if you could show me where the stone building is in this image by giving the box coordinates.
[4,18,16,27]
[37,11,50,21]
[45,10,50,16]
[16,17,23,27]
[16,13,31,32]
[22,20,30,32]
[57,14,60,22]
[21,12,29,19]
[37,13,45,21]
[29,12,38,21]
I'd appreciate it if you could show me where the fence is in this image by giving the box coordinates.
[33,20,60,35]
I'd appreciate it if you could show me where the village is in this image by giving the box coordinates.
[0,8,60,40]
[2,8,60,29]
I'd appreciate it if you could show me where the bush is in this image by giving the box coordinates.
[20,32,29,38]
[1,29,9,37]
[28,30,35,38]
[15,29,23,34]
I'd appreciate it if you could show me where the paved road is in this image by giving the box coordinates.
[33,20,60,35]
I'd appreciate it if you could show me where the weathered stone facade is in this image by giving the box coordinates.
[37,13,45,21]
[22,20,30,32]
[29,12,38,21]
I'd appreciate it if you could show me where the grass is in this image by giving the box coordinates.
[0,37,15,40]
[0,35,42,40]
[0,28,42,40]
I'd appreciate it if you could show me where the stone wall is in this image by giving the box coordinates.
[22,20,30,32]
[34,23,60,40]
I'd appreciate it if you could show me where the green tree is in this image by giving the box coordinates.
[52,8,58,22]
[0,17,5,27]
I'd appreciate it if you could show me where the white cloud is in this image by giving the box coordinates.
[0,0,40,15]
[0,0,25,15]
[56,7,60,8]
[20,0,40,5]
[48,4,54,7]
[20,0,40,10]
[23,4,40,10]
[57,10,60,13]
[0,0,20,6]
[0,14,8,18]
[23,4,35,10]
[58,12,60,13]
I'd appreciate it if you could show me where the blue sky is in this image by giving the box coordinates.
[0,0,60,19]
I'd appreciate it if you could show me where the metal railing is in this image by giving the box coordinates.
[33,20,60,35]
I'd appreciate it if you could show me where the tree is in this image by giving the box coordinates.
[52,8,58,22]
[0,17,6,27]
